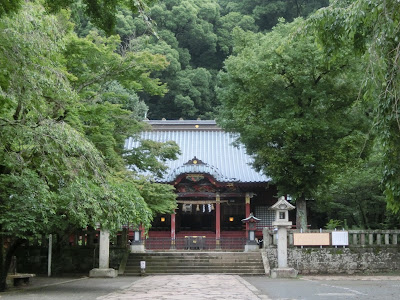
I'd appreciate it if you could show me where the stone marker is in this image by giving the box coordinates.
[90,229,118,278]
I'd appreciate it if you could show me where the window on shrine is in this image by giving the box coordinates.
[255,206,275,228]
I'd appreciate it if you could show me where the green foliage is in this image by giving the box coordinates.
[314,147,398,229]
[0,0,180,291]
[324,219,343,230]
[134,177,177,216]
[125,139,180,178]
[129,0,222,119]
[0,0,178,251]
[62,28,173,173]
[101,81,148,118]
[0,119,108,235]
[64,0,331,120]
[309,0,400,212]
[64,30,168,99]
[23,0,157,35]
[217,19,370,229]
[0,0,23,18]
[216,12,258,55]
[219,0,329,31]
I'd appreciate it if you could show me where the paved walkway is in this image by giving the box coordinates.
[97,275,269,300]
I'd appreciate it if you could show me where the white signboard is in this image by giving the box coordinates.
[331,231,349,246]
[140,261,146,269]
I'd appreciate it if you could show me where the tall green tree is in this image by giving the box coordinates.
[217,20,370,230]
[314,148,390,229]
[0,2,178,290]
[309,0,400,212]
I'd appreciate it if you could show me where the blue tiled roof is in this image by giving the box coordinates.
[124,120,270,184]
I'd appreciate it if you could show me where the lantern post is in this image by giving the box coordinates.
[241,213,261,252]
[270,196,298,278]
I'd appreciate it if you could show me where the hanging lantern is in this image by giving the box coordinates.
[196,204,200,211]
[211,203,214,210]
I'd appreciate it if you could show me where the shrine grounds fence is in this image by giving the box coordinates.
[263,228,400,248]
[263,228,400,274]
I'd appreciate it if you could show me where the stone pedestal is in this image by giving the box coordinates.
[270,268,298,278]
[89,268,118,278]
[90,229,118,278]
[276,227,288,267]
[130,243,145,253]
[244,244,259,252]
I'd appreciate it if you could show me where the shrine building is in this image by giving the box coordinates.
[124,120,280,250]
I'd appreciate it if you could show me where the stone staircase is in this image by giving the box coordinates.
[123,252,265,276]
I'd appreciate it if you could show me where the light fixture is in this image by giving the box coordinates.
[229,217,234,222]
[161,217,165,222]
[196,204,200,211]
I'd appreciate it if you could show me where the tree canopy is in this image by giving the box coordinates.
[217,19,370,230]
[0,0,157,34]
[309,0,400,212]
[0,1,178,290]
[82,0,329,120]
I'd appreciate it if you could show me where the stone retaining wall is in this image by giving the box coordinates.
[264,247,400,274]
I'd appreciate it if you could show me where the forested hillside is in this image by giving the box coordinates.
[69,0,329,119]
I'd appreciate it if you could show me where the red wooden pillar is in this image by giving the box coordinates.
[216,193,221,249]
[171,211,176,249]
[245,193,251,232]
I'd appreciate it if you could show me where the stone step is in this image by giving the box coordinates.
[126,262,264,266]
[127,254,261,259]
[129,257,260,263]
[128,258,260,264]
[123,268,265,274]
[127,252,263,256]
[123,251,264,276]
[123,272,264,276]
[125,264,265,269]
[126,263,262,267]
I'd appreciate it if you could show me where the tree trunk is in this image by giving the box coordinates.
[296,197,307,232]
[0,237,25,292]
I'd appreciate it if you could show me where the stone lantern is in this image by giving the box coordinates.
[271,196,295,226]
[241,213,261,252]
[270,196,297,278]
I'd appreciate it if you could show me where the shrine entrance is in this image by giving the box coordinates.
[178,204,215,231]
[146,171,252,250]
